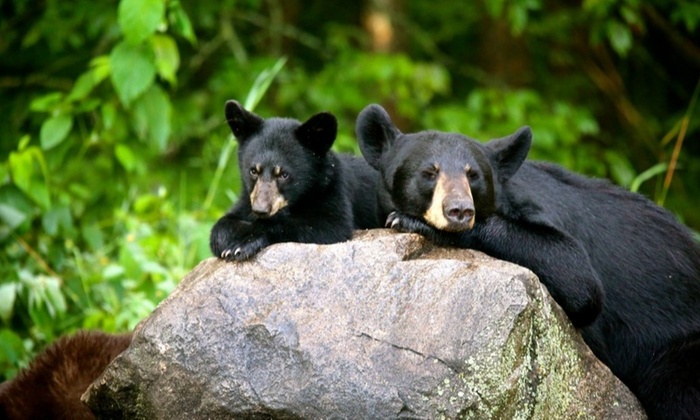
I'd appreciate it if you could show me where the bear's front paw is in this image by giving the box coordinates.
[385,211,430,234]
[219,236,269,262]
[385,211,402,229]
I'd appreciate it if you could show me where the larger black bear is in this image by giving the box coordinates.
[356,104,700,419]
[211,101,384,261]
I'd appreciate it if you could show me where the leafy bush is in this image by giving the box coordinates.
[0,0,209,379]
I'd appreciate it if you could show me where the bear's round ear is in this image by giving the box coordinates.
[487,126,532,183]
[225,100,264,142]
[296,112,338,156]
[356,104,401,170]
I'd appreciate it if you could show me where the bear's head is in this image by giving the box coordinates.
[225,100,338,218]
[356,104,531,231]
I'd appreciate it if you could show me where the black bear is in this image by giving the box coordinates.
[0,331,132,419]
[356,103,700,419]
[210,100,384,261]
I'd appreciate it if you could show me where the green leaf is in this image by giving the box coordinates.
[0,283,17,323]
[45,278,67,317]
[42,208,59,236]
[109,41,156,106]
[671,3,700,32]
[168,0,197,45]
[0,204,27,230]
[0,329,24,365]
[244,57,287,111]
[630,163,668,193]
[507,5,529,35]
[68,65,110,102]
[69,73,99,102]
[132,85,171,151]
[40,114,73,150]
[115,143,137,172]
[620,6,642,27]
[82,223,105,251]
[484,0,505,17]
[74,98,101,113]
[204,136,237,210]
[118,0,166,45]
[29,92,64,112]
[102,264,125,280]
[101,102,117,129]
[152,34,180,85]
[0,186,34,218]
[90,55,112,76]
[23,273,66,321]
[18,135,30,151]
[604,150,635,187]
[42,206,72,237]
[11,147,40,195]
[606,20,632,56]
[0,162,8,185]
[8,146,51,209]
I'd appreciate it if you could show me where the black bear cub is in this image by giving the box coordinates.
[0,331,132,419]
[211,101,383,261]
[356,104,700,419]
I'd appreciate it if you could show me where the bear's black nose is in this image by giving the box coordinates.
[251,204,272,218]
[252,210,270,218]
[444,199,474,223]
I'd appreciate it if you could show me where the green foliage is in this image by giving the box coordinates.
[118,0,166,45]
[672,1,700,32]
[1,0,699,380]
[278,51,449,153]
[484,0,542,35]
[424,88,603,171]
[40,115,74,150]
[584,0,642,56]
[0,0,208,379]
[110,42,158,106]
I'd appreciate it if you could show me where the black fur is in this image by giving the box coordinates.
[357,103,700,419]
[0,331,132,420]
[210,101,384,261]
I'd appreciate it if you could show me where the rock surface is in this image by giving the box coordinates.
[84,230,645,419]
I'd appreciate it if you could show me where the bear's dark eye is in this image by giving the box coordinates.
[464,165,479,181]
[422,166,439,181]
[249,167,259,176]
[279,171,289,180]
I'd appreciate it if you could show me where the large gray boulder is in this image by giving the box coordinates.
[84,230,645,419]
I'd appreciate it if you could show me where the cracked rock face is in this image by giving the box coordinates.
[84,230,644,419]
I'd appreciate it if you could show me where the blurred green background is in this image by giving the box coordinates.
[1,0,698,379]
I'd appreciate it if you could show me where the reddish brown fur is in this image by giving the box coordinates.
[0,331,132,420]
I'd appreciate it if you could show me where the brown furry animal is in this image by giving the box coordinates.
[0,330,132,420]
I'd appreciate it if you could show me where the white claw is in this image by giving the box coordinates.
[221,249,231,258]
[234,247,242,256]
[391,218,400,228]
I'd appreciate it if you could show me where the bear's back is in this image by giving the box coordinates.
[337,153,386,230]
[514,161,700,373]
